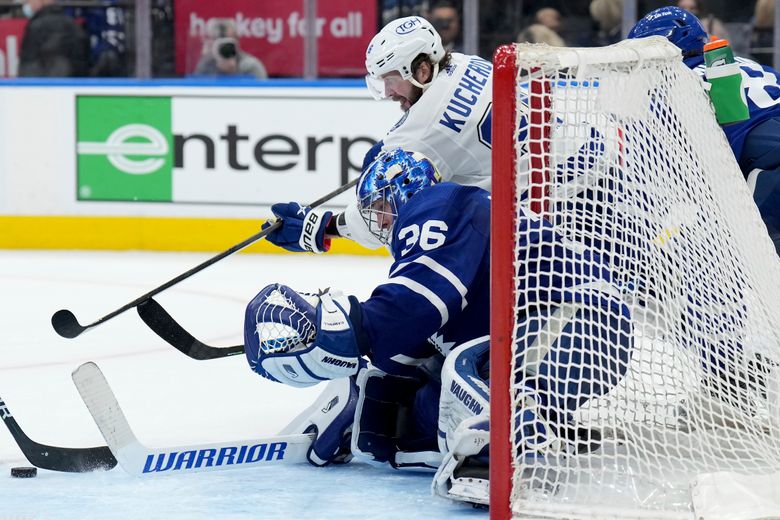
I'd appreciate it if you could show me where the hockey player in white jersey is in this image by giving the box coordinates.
[262,16,497,253]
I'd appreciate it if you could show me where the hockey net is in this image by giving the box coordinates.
[490,37,780,520]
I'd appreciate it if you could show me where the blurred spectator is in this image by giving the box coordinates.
[752,0,774,65]
[535,7,561,33]
[382,0,429,26]
[677,0,729,40]
[534,7,566,45]
[588,0,623,47]
[19,0,89,77]
[517,23,566,46]
[151,0,176,77]
[194,19,268,79]
[66,1,127,77]
[429,1,462,52]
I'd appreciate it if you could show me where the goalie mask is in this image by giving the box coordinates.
[357,149,441,244]
[627,7,708,60]
[365,16,445,99]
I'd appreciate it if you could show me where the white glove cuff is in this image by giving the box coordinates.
[298,211,326,253]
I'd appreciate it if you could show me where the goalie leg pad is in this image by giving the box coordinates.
[307,376,359,466]
[278,376,360,466]
[351,366,442,470]
[432,415,490,506]
[438,336,490,453]
[433,396,563,507]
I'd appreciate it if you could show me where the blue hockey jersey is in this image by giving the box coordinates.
[692,55,780,165]
[353,182,625,377]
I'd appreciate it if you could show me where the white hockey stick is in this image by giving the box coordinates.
[71,362,314,476]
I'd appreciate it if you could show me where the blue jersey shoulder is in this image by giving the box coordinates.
[694,57,780,161]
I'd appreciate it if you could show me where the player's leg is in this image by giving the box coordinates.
[747,166,780,255]
[278,376,359,466]
[433,337,491,505]
[350,361,444,470]
[433,303,633,505]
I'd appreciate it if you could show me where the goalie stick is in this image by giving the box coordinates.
[71,362,314,476]
[52,177,359,340]
[136,298,244,360]
[0,396,117,472]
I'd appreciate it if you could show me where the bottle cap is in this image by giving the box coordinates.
[704,39,729,51]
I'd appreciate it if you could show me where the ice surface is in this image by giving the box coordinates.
[0,250,486,519]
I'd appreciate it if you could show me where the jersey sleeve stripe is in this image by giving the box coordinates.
[410,255,469,309]
[390,255,469,309]
[385,276,449,327]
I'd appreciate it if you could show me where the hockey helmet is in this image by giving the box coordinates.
[628,7,708,58]
[365,16,445,99]
[357,148,441,244]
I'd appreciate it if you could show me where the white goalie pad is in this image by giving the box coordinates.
[437,337,490,453]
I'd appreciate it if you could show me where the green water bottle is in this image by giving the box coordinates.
[703,38,750,125]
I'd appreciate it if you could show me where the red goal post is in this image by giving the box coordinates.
[490,42,554,520]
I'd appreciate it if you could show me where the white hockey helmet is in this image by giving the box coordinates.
[365,16,445,99]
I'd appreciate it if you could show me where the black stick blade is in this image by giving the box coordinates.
[137,298,245,360]
[0,397,117,472]
[51,309,85,339]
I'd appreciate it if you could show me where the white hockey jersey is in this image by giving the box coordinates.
[344,53,495,248]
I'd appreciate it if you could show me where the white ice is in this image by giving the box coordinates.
[0,250,487,520]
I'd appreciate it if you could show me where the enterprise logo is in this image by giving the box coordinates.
[77,123,169,175]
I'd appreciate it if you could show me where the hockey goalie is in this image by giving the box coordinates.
[242,147,633,506]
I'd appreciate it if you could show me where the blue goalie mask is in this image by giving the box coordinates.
[357,149,441,244]
[628,7,708,59]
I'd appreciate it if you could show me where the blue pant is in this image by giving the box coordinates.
[740,117,780,255]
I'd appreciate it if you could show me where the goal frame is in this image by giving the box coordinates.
[488,39,780,520]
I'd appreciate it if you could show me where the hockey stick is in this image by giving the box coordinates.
[136,298,244,360]
[52,177,359,340]
[72,362,313,476]
[0,396,117,472]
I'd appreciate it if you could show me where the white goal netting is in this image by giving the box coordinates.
[493,37,780,520]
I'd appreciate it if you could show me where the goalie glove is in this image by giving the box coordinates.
[244,284,362,388]
[263,202,333,254]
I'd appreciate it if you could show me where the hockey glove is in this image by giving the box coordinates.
[244,285,362,388]
[263,202,333,254]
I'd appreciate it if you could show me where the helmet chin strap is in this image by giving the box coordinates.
[409,61,440,92]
